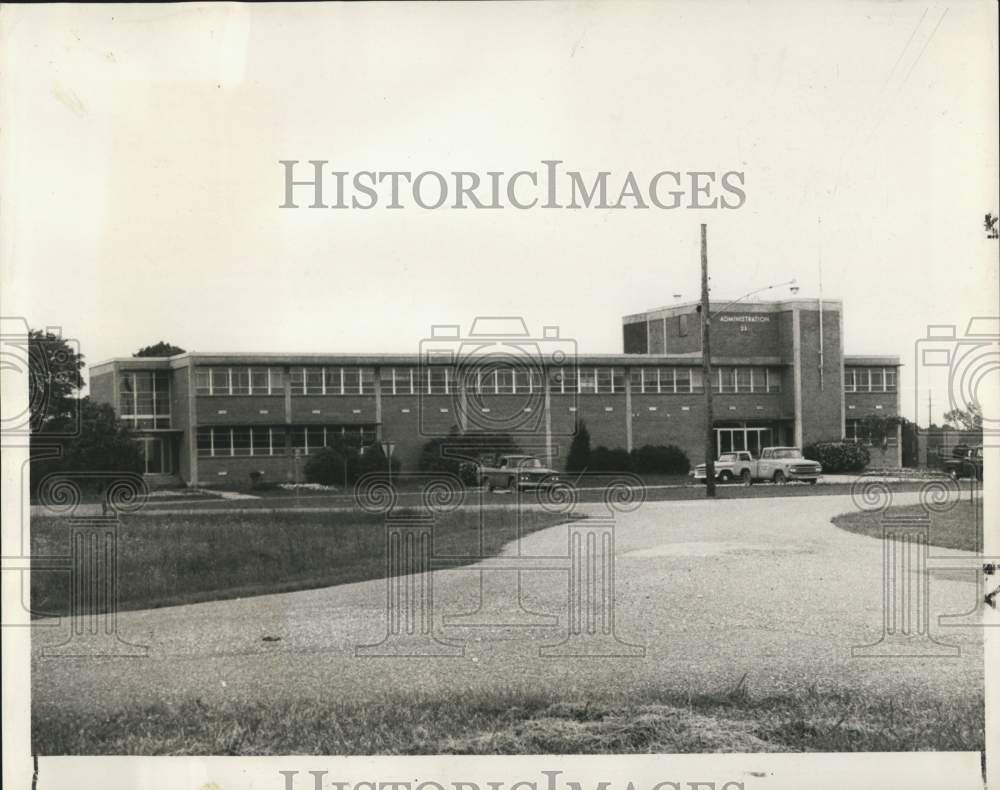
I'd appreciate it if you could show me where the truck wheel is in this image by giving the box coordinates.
[741,469,752,486]
[719,470,733,483]
[773,470,786,485]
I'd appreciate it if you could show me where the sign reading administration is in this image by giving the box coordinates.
[719,315,771,323]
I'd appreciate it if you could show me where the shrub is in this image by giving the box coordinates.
[304,436,400,487]
[304,446,353,486]
[803,440,870,473]
[588,446,634,473]
[418,428,520,485]
[565,421,591,473]
[630,444,690,475]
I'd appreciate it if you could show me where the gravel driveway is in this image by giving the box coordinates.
[32,491,984,715]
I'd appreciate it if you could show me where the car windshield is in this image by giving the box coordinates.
[514,457,542,468]
[718,454,737,462]
[769,449,802,459]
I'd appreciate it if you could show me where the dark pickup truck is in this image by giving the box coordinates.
[943,445,983,481]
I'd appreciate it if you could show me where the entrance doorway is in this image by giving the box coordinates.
[715,425,773,458]
[137,436,174,475]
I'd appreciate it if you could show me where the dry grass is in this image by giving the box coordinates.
[32,683,983,755]
[832,499,983,552]
[30,508,576,617]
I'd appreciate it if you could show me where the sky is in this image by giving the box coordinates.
[2,1,998,423]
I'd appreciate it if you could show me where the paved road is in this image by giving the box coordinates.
[32,492,984,715]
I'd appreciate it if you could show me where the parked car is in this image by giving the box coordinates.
[479,454,560,491]
[692,451,755,483]
[943,445,983,481]
[692,447,822,485]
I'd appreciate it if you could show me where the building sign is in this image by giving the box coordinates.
[719,314,771,323]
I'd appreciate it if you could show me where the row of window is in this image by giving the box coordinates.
[119,371,171,428]
[629,366,782,394]
[196,424,378,457]
[190,365,785,397]
[845,367,897,393]
[196,367,286,396]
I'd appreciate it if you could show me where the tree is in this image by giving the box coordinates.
[134,341,186,357]
[28,329,85,434]
[565,420,591,473]
[31,398,143,494]
[942,401,982,432]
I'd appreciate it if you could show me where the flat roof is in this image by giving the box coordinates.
[623,297,844,323]
[91,351,790,372]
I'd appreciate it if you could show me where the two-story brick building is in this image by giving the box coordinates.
[88,299,902,487]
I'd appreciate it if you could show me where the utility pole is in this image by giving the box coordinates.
[700,223,716,497]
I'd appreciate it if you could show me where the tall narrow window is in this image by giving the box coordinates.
[736,368,752,393]
[578,368,597,394]
[195,368,211,395]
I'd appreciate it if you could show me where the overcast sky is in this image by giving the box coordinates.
[2,2,997,422]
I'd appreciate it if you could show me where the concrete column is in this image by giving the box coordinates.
[792,308,804,448]
[187,360,198,486]
[624,366,633,452]
[374,365,383,441]
[544,367,553,468]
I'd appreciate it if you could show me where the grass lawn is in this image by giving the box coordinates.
[32,683,983,755]
[832,498,983,552]
[30,507,577,616]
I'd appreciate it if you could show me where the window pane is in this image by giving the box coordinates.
[612,368,626,393]
[233,427,251,456]
[360,368,375,394]
[212,368,230,395]
[306,368,324,395]
[870,368,884,391]
[195,369,210,395]
[855,368,869,392]
[251,368,269,394]
[430,367,449,394]
[663,368,679,393]
[885,370,896,392]
[251,427,270,456]
[736,368,752,392]
[216,428,233,456]
[290,368,305,395]
[690,368,704,393]
[579,369,597,393]
[630,369,642,390]
[561,367,578,393]
[197,428,212,457]
[844,368,855,392]
[232,368,250,395]
[380,367,395,394]
[596,368,613,394]
[119,373,134,414]
[269,368,285,394]
[291,427,307,450]
[270,428,286,455]
[479,369,496,394]
[767,368,781,393]
[344,368,362,394]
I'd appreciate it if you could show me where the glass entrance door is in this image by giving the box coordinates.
[715,425,773,459]
[137,437,173,474]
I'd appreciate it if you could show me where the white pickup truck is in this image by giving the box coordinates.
[692,447,822,485]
